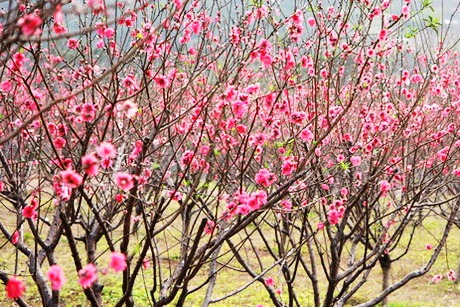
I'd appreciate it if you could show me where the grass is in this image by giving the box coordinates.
[1,201,460,306]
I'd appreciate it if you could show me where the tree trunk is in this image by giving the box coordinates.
[379,254,391,307]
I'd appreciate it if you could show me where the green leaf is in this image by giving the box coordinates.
[424,15,441,31]
[339,161,350,171]
[132,243,141,256]
[421,0,432,7]
[152,162,160,170]
[250,0,262,8]
[404,27,418,38]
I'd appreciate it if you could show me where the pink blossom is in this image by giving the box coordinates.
[200,145,210,156]
[47,265,66,291]
[96,39,105,48]
[350,156,362,166]
[17,14,42,36]
[255,168,277,187]
[22,204,38,220]
[53,137,66,150]
[81,154,99,176]
[53,4,64,24]
[366,48,375,57]
[231,100,248,118]
[447,270,456,281]
[281,200,292,210]
[379,180,391,193]
[425,244,433,250]
[6,276,25,299]
[114,173,134,191]
[173,0,183,8]
[402,5,410,18]
[181,150,195,167]
[66,38,79,50]
[78,264,98,289]
[264,277,275,287]
[168,190,182,201]
[60,169,83,188]
[113,194,123,203]
[236,204,251,215]
[1,80,12,92]
[317,222,324,230]
[307,17,316,27]
[328,209,341,225]
[411,74,423,84]
[11,231,19,244]
[431,274,443,284]
[236,124,247,134]
[87,0,106,13]
[53,22,67,34]
[96,142,117,159]
[100,158,113,169]
[379,29,388,41]
[154,75,169,88]
[80,103,96,122]
[300,128,314,142]
[204,220,216,235]
[142,258,150,269]
[122,75,139,91]
[22,198,39,220]
[109,252,127,272]
[250,133,267,146]
[281,160,296,176]
[247,190,267,211]
[336,154,345,163]
[121,100,138,118]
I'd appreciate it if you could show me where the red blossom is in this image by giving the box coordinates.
[6,276,25,299]
[11,231,19,244]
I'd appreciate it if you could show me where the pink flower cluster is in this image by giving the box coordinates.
[255,168,277,187]
[22,197,39,220]
[60,169,83,188]
[222,190,268,220]
[327,199,346,225]
[77,253,127,289]
[431,270,457,284]
[17,13,42,36]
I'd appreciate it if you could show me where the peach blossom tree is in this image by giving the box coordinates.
[0,0,459,306]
